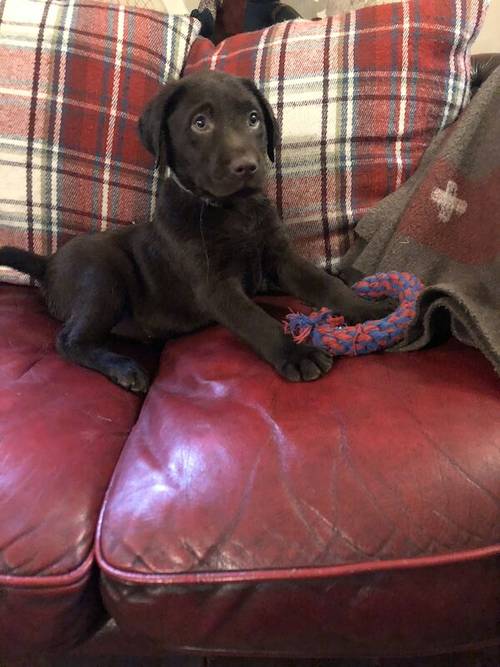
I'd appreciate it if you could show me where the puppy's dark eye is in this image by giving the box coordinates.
[191,114,211,132]
[248,110,260,128]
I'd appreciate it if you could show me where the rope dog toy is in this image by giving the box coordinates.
[284,272,424,356]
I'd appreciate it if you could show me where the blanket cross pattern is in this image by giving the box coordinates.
[431,180,468,223]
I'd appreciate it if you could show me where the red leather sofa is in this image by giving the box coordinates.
[0,56,499,663]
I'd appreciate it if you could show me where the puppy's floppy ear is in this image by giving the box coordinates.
[138,80,184,173]
[240,78,279,163]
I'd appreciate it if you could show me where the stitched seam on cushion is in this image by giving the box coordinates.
[0,548,95,589]
[96,542,500,586]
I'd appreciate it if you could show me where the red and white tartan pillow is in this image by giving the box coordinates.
[185,0,488,271]
[0,0,200,284]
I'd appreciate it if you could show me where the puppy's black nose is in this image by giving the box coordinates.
[230,156,258,177]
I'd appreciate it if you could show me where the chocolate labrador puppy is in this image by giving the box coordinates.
[0,71,388,393]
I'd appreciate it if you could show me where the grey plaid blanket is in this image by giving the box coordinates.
[342,66,500,376]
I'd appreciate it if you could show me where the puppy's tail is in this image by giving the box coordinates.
[0,247,48,282]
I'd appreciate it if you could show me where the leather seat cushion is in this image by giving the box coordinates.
[97,310,500,658]
[0,286,151,655]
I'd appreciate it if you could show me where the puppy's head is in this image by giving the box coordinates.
[138,70,278,200]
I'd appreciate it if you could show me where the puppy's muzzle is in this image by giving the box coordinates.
[229,154,259,178]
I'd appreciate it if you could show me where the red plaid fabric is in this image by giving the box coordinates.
[185,0,488,271]
[0,0,200,284]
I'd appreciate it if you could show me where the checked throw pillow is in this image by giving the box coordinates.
[0,0,200,284]
[185,0,489,271]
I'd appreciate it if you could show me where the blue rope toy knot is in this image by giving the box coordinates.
[284,271,424,356]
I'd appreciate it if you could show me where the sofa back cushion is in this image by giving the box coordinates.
[185,0,488,270]
[0,0,199,284]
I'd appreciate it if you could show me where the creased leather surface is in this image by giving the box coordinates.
[0,286,143,577]
[0,286,145,653]
[99,327,500,576]
[98,317,500,656]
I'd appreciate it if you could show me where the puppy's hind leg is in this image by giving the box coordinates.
[56,287,150,394]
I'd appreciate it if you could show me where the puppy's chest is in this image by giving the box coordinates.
[207,211,267,291]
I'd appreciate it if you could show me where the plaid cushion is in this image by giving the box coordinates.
[107,1,174,9]
[0,0,200,284]
[185,0,488,271]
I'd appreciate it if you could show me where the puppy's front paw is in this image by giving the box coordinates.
[275,342,334,382]
[109,359,150,394]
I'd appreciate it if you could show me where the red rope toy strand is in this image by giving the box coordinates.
[284,272,424,356]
